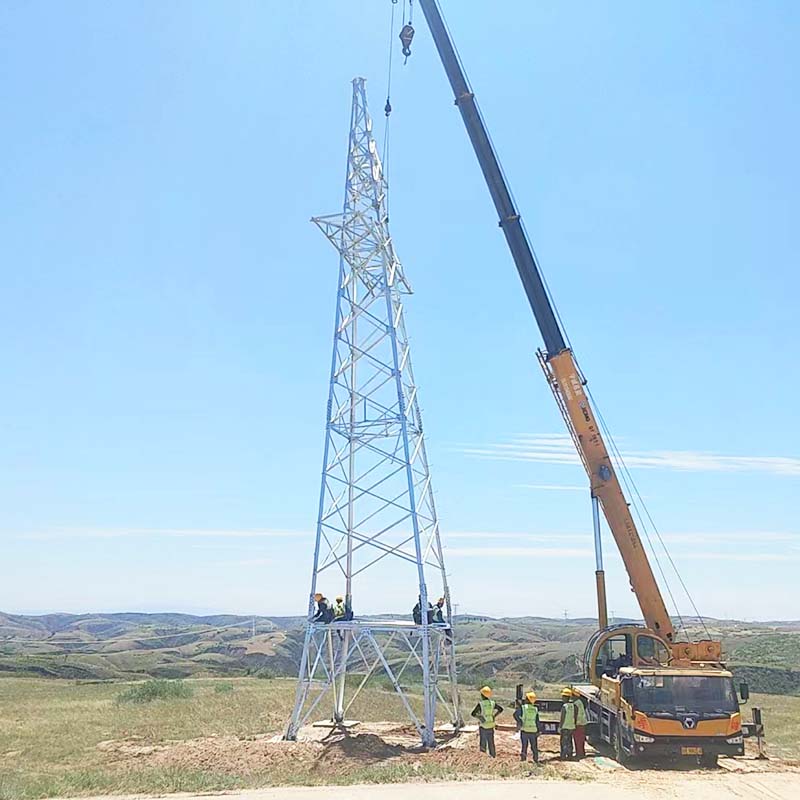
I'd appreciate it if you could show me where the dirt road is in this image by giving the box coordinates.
[82,773,800,800]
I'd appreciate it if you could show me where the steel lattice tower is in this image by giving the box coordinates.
[285,78,460,747]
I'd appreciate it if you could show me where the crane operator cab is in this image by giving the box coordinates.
[586,625,672,681]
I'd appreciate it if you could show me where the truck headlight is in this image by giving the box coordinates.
[726,735,743,745]
[634,733,655,743]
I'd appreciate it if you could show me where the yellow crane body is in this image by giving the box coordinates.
[543,349,674,642]
[416,0,764,763]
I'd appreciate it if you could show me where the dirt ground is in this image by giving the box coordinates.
[95,721,799,785]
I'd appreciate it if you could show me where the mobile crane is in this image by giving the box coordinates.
[414,0,762,763]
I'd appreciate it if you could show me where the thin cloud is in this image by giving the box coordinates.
[214,557,274,567]
[17,528,309,541]
[446,531,585,540]
[460,434,800,477]
[447,546,593,558]
[686,553,800,562]
[661,531,798,544]
[514,484,587,492]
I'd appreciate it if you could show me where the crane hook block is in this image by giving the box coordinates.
[399,24,415,58]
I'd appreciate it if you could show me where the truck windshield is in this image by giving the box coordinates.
[632,675,738,715]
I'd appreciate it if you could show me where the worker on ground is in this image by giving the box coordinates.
[333,596,346,620]
[312,593,333,623]
[571,689,587,759]
[513,691,540,763]
[471,686,503,757]
[559,687,577,760]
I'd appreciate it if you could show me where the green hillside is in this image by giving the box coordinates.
[2,612,799,693]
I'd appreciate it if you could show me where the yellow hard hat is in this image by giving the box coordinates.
[314,593,323,601]
[526,691,537,703]
[336,596,343,602]
[561,687,573,697]
[480,686,493,698]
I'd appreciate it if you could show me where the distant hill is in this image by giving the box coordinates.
[1,611,798,693]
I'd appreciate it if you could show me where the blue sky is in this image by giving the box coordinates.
[1,1,798,621]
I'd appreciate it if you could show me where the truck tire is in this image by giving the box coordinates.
[614,725,629,766]
[700,752,718,768]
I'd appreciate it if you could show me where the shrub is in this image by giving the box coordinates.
[116,679,194,705]
[213,682,235,694]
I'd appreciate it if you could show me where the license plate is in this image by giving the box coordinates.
[681,746,703,755]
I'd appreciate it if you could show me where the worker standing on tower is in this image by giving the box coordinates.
[559,687,577,759]
[572,689,587,759]
[471,686,503,757]
[514,691,541,763]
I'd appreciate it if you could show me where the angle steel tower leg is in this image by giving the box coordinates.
[284,78,459,748]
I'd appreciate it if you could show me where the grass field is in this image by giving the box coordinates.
[0,677,796,800]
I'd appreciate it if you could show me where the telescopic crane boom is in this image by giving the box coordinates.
[417,0,675,644]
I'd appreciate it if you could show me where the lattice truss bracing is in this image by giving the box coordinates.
[285,79,460,747]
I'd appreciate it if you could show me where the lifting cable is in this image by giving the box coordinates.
[381,0,705,642]
[522,210,708,641]
[383,0,413,213]
[382,0,398,213]
[591,397,712,641]
[586,386,690,638]
[587,382,711,641]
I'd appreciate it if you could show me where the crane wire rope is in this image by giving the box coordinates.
[584,385,691,638]
[515,192,709,639]
[517,213,700,636]
[429,0,699,636]
[533,232,703,638]
[382,0,398,212]
[585,386,712,640]
[403,0,707,640]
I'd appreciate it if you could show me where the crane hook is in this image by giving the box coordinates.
[399,24,415,59]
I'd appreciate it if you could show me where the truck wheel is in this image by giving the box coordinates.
[700,752,718,768]
[614,726,629,765]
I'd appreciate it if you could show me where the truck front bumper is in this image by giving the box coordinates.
[632,734,744,759]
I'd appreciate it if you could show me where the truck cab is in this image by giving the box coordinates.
[577,625,746,763]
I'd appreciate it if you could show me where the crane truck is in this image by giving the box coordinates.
[414,0,763,764]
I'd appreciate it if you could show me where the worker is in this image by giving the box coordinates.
[470,686,503,757]
[559,687,577,760]
[312,593,333,623]
[571,689,587,759]
[333,596,346,620]
[513,691,540,763]
[431,596,453,643]
[412,595,433,625]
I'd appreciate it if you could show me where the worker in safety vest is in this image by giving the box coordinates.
[333,596,346,620]
[470,686,503,757]
[571,689,587,758]
[559,687,577,759]
[513,690,541,763]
